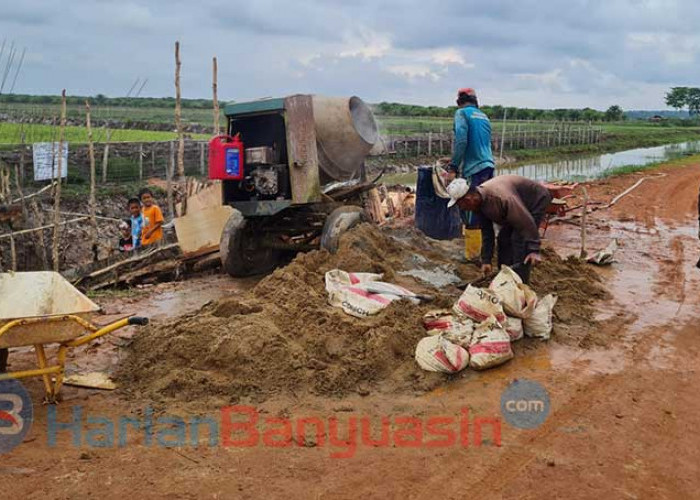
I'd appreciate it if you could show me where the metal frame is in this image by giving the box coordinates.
[0,315,140,402]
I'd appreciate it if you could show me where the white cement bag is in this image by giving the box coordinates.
[415,335,469,374]
[523,294,558,340]
[422,310,474,348]
[468,317,514,370]
[453,285,507,325]
[505,316,524,341]
[489,266,538,319]
[325,270,420,318]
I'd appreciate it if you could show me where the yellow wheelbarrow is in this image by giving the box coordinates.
[0,271,149,402]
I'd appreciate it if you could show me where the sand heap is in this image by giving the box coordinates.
[118,224,608,404]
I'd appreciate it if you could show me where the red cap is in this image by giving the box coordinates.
[457,88,476,98]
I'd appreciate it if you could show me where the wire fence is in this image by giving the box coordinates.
[0,139,209,185]
[0,121,604,185]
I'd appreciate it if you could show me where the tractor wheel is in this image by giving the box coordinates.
[220,211,282,277]
[320,206,364,254]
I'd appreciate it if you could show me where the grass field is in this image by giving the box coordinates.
[0,122,209,145]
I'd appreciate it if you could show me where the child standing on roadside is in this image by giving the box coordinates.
[128,197,144,249]
[139,188,164,246]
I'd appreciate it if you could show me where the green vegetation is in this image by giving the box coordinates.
[0,122,208,145]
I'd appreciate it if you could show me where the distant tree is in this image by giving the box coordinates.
[687,88,700,116]
[665,87,690,112]
[604,105,624,122]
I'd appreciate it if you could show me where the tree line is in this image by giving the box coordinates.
[0,93,218,109]
[0,93,630,121]
[373,102,625,122]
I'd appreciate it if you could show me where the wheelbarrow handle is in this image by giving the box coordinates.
[128,316,149,326]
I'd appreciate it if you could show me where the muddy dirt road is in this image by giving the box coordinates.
[4,161,700,499]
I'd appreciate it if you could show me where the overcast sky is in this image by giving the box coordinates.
[1,0,698,109]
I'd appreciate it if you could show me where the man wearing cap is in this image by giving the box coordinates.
[447,175,552,284]
[446,88,495,228]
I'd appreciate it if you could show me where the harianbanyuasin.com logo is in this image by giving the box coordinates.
[0,379,33,454]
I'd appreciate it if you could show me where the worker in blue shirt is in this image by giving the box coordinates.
[446,88,495,229]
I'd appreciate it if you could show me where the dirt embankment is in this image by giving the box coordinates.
[118,223,607,405]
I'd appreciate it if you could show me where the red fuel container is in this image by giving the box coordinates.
[208,135,244,180]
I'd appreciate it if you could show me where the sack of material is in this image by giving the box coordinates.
[468,317,514,370]
[423,310,474,348]
[325,269,419,318]
[453,285,507,325]
[415,335,469,374]
[505,316,524,341]
[489,266,538,319]
[523,294,558,340]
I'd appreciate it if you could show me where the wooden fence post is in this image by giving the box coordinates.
[52,90,66,272]
[139,143,144,180]
[212,56,220,135]
[200,142,205,175]
[85,99,98,252]
[428,132,432,156]
[167,141,174,219]
[175,41,185,180]
[101,129,111,183]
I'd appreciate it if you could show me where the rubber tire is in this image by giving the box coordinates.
[220,211,282,277]
[320,206,364,254]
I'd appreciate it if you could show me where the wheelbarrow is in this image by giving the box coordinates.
[0,271,148,402]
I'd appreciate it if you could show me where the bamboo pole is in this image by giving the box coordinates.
[85,100,98,250]
[175,41,185,180]
[0,217,87,241]
[52,89,67,272]
[212,56,220,135]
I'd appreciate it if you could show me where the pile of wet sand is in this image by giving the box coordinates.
[118,224,608,404]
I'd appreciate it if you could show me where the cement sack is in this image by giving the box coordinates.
[453,285,507,325]
[423,310,474,348]
[415,335,469,374]
[523,294,558,340]
[469,317,514,370]
[489,266,538,319]
[325,269,420,319]
[505,316,524,342]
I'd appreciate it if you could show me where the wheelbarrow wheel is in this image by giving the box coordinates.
[321,206,365,254]
[220,210,282,277]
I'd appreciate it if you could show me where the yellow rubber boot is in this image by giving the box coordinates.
[464,228,482,261]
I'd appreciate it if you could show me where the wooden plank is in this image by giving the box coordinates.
[173,205,233,256]
[284,95,321,204]
[185,181,222,213]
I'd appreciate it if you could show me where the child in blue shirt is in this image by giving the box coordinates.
[128,197,145,249]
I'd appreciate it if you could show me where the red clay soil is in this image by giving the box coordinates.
[4,160,700,499]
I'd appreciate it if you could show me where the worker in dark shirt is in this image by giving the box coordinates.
[448,175,552,284]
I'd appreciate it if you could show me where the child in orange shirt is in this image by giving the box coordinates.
[138,188,164,246]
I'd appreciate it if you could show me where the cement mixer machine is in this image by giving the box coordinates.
[210,95,379,276]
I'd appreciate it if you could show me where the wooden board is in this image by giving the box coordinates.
[284,95,321,204]
[173,205,234,257]
[64,372,117,390]
[185,181,223,213]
